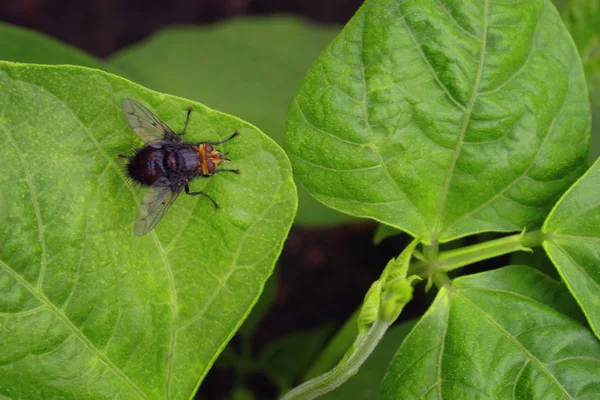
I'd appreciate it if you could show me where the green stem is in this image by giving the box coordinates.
[280,318,389,400]
[436,230,544,272]
[422,241,439,260]
[432,271,450,288]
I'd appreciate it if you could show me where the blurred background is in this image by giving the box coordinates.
[1,1,597,399]
[0,0,361,57]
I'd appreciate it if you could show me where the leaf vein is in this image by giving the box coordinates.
[294,98,369,146]
[457,291,575,399]
[289,152,381,173]
[2,121,48,293]
[434,0,489,237]
[0,257,148,399]
[358,10,430,233]
[398,5,468,112]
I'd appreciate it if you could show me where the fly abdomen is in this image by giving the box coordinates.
[127,146,167,186]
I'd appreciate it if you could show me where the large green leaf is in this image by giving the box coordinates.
[284,0,590,244]
[258,324,335,393]
[0,62,296,398]
[543,157,600,339]
[559,0,600,105]
[108,17,351,226]
[557,0,600,162]
[0,23,103,68]
[381,266,600,399]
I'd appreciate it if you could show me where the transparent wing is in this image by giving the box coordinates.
[134,178,183,236]
[121,98,177,147]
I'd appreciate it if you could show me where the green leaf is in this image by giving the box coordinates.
[284,0,590,243]
[557,0,600,162]
[381,265,600,399]
[319,320,416,400]
[373,224,402,245]
[108,17,352,227]
[543,157,600,339]
[258,324,335,392]
[0,22,113,72]
[0,62,296,399]
[559,0,600,94]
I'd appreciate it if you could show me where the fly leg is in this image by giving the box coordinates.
[213,169,240,175]
[178,106,193,136]
[206,130,239,145]
[184,184,219,209]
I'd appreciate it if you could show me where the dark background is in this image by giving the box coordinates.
[0,1,433,398]
[1,0,362,57]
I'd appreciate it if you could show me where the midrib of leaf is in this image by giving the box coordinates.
[435,0,489,239]
[2,121,47,292]
[447,73,569,233]
[456,290,575,399]
[0,258,148,399]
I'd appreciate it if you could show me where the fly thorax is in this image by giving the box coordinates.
[177,147,201,175]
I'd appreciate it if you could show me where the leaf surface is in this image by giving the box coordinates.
[557,0,600,162]
[284,0,590,243]
[543,157,600,339]
[0,62,296,399]
[381,266,600,399]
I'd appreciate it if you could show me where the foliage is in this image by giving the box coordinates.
[0,63,296,398]
[1,0,600,399]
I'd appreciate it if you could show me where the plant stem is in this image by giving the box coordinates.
[422,241,439,260]
[436,230,544,272]
[280,318,389,400]
[432,271,450,288]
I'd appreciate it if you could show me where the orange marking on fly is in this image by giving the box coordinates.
[197,143,209,175]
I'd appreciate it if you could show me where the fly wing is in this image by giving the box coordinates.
[121,98,178,147]
[134,178,183,236]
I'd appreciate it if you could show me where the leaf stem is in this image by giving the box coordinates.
[280,318,389,400]
[422,241,439,260]
[435,230,544,273]
[432,271,450,288]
